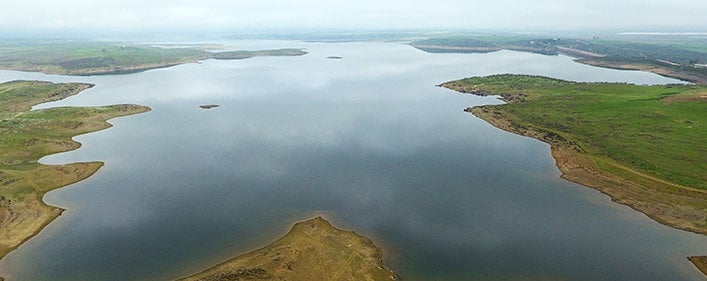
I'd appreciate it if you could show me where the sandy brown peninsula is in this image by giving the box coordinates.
[179,217,397,281]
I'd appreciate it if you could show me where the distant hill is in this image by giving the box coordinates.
[410,36,707,84]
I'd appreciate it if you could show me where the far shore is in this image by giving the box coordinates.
[466,105,707,236]
[410,41,707,85]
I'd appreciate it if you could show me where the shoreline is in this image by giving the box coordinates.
[688,256,707,276]
[0,44,308,76]
[0,162,103,257]
[574,58,707,85]
[461,102,707,236]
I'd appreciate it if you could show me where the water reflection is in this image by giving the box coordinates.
[0,41,704,281]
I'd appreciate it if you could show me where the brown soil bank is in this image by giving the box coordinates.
[444,75,707,277]
[178,217,397,281]
[688,256,707,276]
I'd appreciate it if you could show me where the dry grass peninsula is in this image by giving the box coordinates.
[0,80,150,261]
[0,41,307,76]
[688,256,707,276]
[441,74,706,275]
[179,217,397,281]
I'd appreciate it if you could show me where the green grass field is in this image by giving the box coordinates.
[446,74,706,189]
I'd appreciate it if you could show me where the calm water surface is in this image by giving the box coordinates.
[1,41,705,281]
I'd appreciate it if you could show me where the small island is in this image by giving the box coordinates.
[199,104,220,110]
[179,217,397,281]
[0,81,150,260]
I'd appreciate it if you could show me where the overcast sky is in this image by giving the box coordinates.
[2,0,706,36]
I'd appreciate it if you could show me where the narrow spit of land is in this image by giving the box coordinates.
[441,74,706,276]
[178,217,397,281]
[0,80,150,261]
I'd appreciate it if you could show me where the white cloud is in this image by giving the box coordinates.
[1,0,705,35]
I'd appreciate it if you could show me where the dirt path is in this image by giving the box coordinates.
[601,160,707,193]
[330,243,361,281]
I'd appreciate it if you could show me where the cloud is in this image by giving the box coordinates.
[1,0,705,35]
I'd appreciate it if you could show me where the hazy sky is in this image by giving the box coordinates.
[2,0,706,36]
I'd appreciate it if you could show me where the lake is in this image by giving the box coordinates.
[1,41,705,281]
